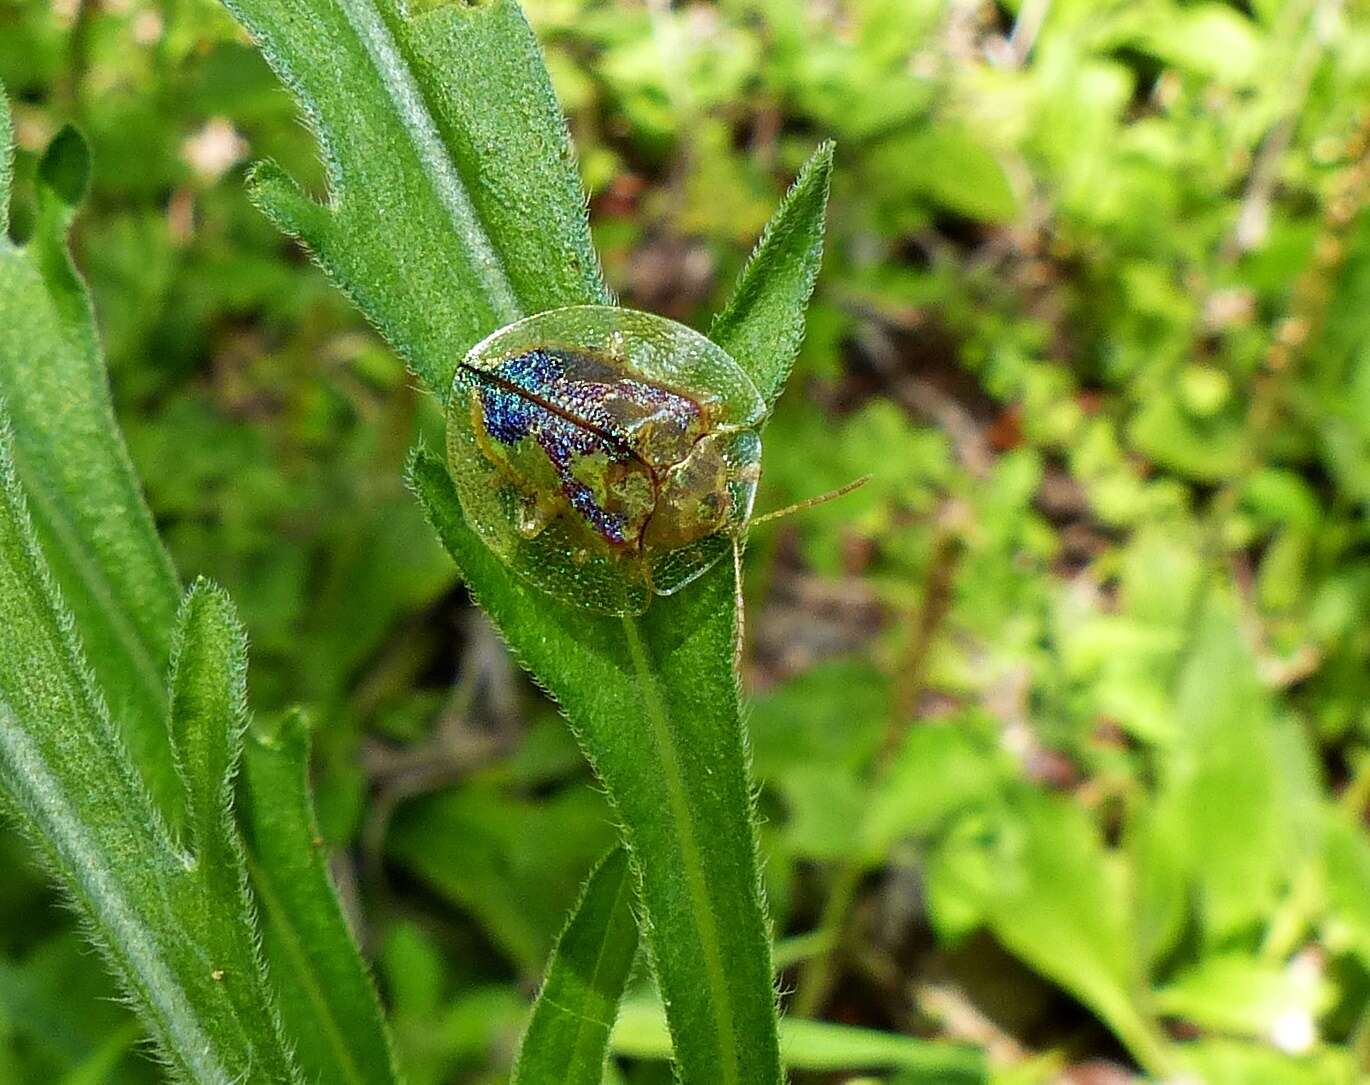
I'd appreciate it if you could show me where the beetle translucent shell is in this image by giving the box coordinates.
[446,306,765,615]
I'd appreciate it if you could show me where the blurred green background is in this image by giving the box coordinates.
[5,0,1370,1081]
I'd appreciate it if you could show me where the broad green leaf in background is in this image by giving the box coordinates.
[241,710,402,1085]
[226,0,611,395]
[513,846,639,1085]
[944,787,1173,1077]
[1154,953,1329,1041]
[0,418,298,1082]
[1323,806,1370,970]
[1163,599,1289,943]
[388,781,617,975]
[0,114,182,815]
[860,721,1003,856]
[0,934,142,1080]
[864,125,1019,225]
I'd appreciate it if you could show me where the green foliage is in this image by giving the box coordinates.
[0,92,402,1084]
[0,412,297,1081]
[216,0,845,1075]
[6,0,1370,1081]
[410,451,781,1084]
[512,846,638,1085]
[0,121,181,814]
[227,0,610,394]
[610,999,985,1081]
[241,710,401,1085]
[711,141,834,408]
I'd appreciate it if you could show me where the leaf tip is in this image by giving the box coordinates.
[177,576,241,640]
[168,577,250,827]
[245,158,330,242]
[250,705,311,758]
[38,124,91,210]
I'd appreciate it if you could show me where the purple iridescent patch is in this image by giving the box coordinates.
[462,348,707,549]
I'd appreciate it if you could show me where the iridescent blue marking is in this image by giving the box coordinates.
[471,350,640,545]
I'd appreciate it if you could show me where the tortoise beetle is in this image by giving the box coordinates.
[445,305,765,615]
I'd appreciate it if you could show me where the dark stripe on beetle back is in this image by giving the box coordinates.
[466,352,644,547]
[462,352,638,459]
[471,348,704,454]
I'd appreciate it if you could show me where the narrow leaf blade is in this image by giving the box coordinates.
[514,846,639,1085]
[169,581,247,859]
[711,143,834,409]
[409,450,782,1085]
[166,581,301,1082]
[241,709,403,1085]
[0,114,182,815]
[224,0,610,394]
[611,1000,986,1081]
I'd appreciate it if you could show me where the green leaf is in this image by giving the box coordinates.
[0,419,298,1083]
[1323,806,1370,969]
[861,722,1002,855]
[947,788,1172,1077]
[1173,1038,1354,1085]
[611,1000,985,1081]
[0,934,136,1073]
[36,127,89,209]
[241,710,402,1085]
[224,0,611,396]
[865,126,1019,224]
[408,450,782,1085]
[1163,599,1286,942]
[165,581,301,1083]
[0,116,182,815]
[711,142,834,409]
[513,846,639,1085]
[218,0,807,1074]
[1155,953,1328,1041]
[169,582,248,862]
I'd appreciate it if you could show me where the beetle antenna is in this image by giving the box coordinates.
[750,475,872,526]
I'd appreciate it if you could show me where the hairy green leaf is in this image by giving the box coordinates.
[241,709,402,1085]
[170,583,248,861]
[611,1000,986,1081]
[513,846,639,1085]
[166,582,300,1083]
[0,419,298,1084]
[225,0,610,395]
[0,116,182,815]
[409,450,781,1085]
[711,141,834,408]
